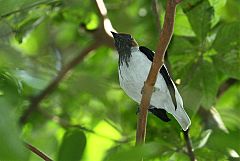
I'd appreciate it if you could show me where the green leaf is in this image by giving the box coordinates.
[221,0,240,21]
[188,60,221,108]
[58,129,87,161]
[212,51,240,79]
[0,71,29,161]
[168,36,198,79]
[213,22,240,53]
[182,0,214,40]
[212,22,240,79]
[0,0,35,17]
[194,129,212,149]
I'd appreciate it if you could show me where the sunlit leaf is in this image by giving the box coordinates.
[58,129,87,161]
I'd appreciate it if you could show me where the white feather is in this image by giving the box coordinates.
[119,47,191,131]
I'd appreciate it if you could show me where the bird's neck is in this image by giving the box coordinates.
[118,46,139,67]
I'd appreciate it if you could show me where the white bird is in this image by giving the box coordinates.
[111,32,191,131]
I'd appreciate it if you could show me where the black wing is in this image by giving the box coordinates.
[139,46,177,110]
[149,106,171,122]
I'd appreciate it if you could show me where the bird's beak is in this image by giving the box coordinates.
[111,31,118,38]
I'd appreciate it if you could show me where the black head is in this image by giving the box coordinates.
[111,31,138,66]
[111,32,138,52]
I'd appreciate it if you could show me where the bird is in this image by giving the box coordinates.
[111,31,191,131]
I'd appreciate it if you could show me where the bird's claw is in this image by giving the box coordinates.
[141,87,144,94]
[136,107,140,115]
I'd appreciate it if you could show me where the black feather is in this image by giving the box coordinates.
[149,106,171,122]
[139,46,177,110]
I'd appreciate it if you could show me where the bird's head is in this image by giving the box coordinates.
[111,31,138,66]
[111,31,138,55]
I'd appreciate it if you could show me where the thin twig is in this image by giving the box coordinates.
[25,142,53,161]
[39,109,130,143]
[136,0,181,145]
[0,0,61,19]
[183,129,196,161]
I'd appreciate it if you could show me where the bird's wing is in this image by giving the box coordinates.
[149,106,171,122]
[139,46,177,110]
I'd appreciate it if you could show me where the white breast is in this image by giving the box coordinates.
[118,47,168,105]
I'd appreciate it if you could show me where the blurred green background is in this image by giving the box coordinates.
[0,0,239,160]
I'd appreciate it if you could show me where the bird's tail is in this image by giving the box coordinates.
[171,108,191,131]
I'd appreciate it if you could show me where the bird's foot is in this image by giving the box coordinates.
[141,87,144,94]
[136,107,140,115]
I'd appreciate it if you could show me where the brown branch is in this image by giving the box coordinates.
[217,78,237,98]
[183,129,196,161]
[25,142,53,161]
[136,0,180,145]
[20,42,100,124]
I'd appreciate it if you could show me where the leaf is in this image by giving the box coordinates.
[0,71,29,161]
[213,22,240,53]
[0,0,36,17]
[187,60,221,108]
[168,36,198,79]
[194,129,212,149]
[222,0,240,21]
[57,129,87,161]
[182,0,214,40]
[208,130,240,153]
[212,22,240,79]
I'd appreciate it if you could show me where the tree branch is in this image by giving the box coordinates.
[216,78,237,98]
[136,0,180,145]
[25,142,53,161]
[39,109,130,143]
[183,129,196,161]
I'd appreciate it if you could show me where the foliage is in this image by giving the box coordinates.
[0,0,239,160]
